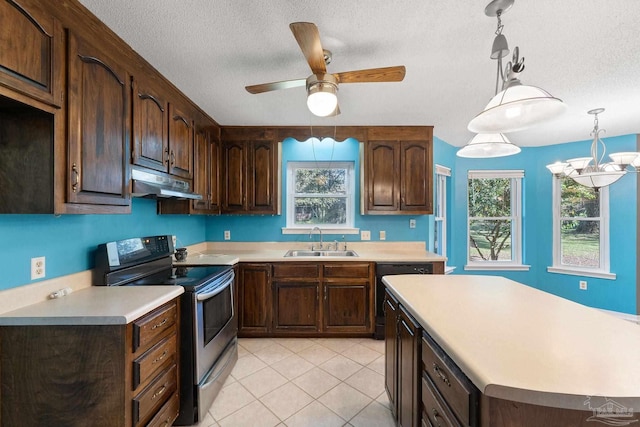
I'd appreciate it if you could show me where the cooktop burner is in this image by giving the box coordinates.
[129,265,232,290]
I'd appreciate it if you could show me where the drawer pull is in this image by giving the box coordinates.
[153,350,168,364]
[432,408,445,427]
[152,385,167,400]
[151,318,168,330]
[433,362,451,387]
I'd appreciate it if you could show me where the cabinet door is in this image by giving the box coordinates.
[132,77,169,172]
[323,282,370,333]
[398,305,421,427]
[168,102,193,179]
[0,0,63,106]
[272,281,320,332]
[66,31,130,208]
[400,140,432,213]
[247,140,278,214]
[384,290,399,417]
[365,140,400,212]
[222,141,246,212]
[192,127,212,212]
[238,263,271,335]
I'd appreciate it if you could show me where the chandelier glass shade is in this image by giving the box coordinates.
[457,133,521,158]
[545,108,639,189]
[468,82,567,133]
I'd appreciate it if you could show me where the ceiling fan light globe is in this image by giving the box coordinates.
[307,82,338,117]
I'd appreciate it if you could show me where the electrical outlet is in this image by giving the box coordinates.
[224,230,231,240]
[31,256,45,280]
[379,230,386,240]
[172,235,177,248]
[361,230,371,241]
[579,280,587,290]
[409,219,416,229]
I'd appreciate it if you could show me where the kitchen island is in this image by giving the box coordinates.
[382,274,640,427]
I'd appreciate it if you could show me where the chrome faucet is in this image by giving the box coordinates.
[310,226,323,250]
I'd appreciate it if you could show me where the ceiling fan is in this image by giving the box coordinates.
[245,22,406,117]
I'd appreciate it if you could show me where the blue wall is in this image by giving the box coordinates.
[447,134,637,314]
[1,198,206,291]
[205,137,429,244]
[2,131,637,314]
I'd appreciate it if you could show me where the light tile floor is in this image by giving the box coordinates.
[194,337,396,427]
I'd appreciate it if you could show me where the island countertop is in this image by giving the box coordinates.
[382,274,640,411]
[0,286,184,325]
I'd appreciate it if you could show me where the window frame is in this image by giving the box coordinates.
[283,161,358,234]
[434,165,451,268]
[547,175,615,280]
[465,169,529,271]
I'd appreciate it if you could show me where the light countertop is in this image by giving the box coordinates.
[382,274,640,411]
[175,241,446,265]
[0,286,184,326]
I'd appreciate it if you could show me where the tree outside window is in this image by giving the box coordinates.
[287,161,354,228]
[559,177,601,268]
[466,170,524,268]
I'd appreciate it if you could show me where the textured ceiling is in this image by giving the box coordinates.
[77,0,640,147]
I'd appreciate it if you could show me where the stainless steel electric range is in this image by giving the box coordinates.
[93,235,237,425]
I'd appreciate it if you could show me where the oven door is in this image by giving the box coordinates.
[193,269,236,382]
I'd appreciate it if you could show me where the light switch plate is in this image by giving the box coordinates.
[379,230,386,240]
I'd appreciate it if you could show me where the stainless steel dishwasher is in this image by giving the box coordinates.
[374,262,434,339]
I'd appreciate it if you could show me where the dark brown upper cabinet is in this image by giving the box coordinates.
[132,76,194,180]
[158,119,220,215]
[168,100,194,179]
[0,0,63,107]
[66,30,130,210]
[132,76,169,173]
[221,127,280,215]
[363,126,433,214]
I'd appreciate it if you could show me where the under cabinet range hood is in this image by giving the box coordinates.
[131,167,202,200]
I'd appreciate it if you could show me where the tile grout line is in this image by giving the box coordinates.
[209,337,390,427]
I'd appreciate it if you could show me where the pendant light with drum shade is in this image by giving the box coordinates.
[546,108,640,190]
[458,0,567,158]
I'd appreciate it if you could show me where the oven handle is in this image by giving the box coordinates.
[196,270,234,301]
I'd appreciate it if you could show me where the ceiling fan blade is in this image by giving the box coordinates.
[245,78,306,94]
[290,22,326,74]
[334,66,406,84]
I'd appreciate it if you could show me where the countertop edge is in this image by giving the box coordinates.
[383,277,640,412]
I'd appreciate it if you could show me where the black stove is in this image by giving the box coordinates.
[92,234,232,290]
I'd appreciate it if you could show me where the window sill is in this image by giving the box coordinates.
[464,264,531,272]
[281,227,360,235]
[444,266,456,275]
[547,266,616,280]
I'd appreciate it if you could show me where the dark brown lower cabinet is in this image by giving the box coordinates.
[238,263,272,335]
[0,299,180,427]
[238,262,374,337]
[273,281,320,332]
[385,287,421,427]
[384,290,399,417]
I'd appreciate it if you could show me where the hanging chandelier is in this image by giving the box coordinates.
[465,0,567,137]
[545,108,640,189]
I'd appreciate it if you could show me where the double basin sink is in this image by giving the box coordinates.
[284,249,359,257]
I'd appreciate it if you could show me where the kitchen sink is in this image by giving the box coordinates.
[284,249,359,257]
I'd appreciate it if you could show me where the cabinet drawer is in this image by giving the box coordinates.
[273,263,320,278]
[145,391,180,427]
[133,301,177,352]
[422,374,458,427]
[323,263,371,278]
[132,364,177,426]
[422,334,474,426]
[133,330,177,389]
